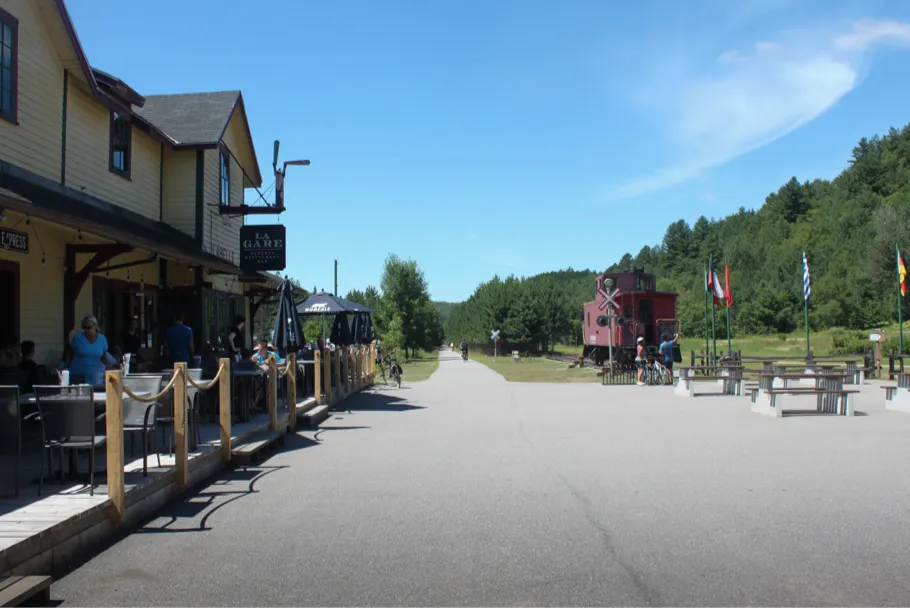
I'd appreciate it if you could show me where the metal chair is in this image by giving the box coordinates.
[33,385,105,496]
[0,386,21,497]
[121,375,163,476]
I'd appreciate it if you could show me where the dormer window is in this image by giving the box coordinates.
[109,111,131,177]
[219,146,230,206]
[0,8,18,124]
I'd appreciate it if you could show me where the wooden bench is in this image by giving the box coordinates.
[0,575,51,607]
[753,388,859,418]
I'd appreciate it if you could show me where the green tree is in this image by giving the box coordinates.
[377,254,443,356]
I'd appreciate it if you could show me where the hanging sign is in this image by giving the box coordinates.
[240,225,286,271]
[0,228,28,254]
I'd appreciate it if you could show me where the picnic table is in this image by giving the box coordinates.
[756,372,851,414]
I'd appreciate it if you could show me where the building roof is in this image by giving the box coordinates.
[133,91,241,147]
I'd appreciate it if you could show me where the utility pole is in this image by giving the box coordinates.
[334,260,338,296]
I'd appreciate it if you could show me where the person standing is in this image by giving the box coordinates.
[164,312,194,366]
[658,333,679,385]
[65,316,113,386]
[635,336,647,386]
[226,315,245,361]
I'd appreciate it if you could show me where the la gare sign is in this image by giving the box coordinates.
[239,224,286,271]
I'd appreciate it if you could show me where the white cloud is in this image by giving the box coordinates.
[833,19,910,51]
[703,192,718,201]
[607,18,910,201]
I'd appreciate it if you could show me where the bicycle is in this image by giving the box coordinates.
[647,359,671,386]
[388,354,402,387]
[461,349,468,362]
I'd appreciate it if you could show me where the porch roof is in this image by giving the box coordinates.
[0,159,242,276]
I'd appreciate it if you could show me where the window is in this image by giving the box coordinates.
[0,8,18,124]
[219,146,230,206]
[109,111,131,176]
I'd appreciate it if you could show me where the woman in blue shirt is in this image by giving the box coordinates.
[66,316,113,386]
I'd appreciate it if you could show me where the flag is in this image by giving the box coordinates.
[900,249,907,297]
[724,264,733,307]
[802,251,811,301]
[707,256,726,306]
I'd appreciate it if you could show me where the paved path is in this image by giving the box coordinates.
[54,350,910,606]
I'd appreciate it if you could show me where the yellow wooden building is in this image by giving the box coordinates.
[0,0,279,366]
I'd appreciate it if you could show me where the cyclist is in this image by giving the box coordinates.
[635,337,646,385]
[658,333,679,385]
[460,339,468,361]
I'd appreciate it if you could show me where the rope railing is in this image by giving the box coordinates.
[186,363,229,391]
[115,368,184,403]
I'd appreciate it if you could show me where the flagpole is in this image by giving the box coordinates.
[898,245,904,354]
[703,266,709,362]
[711,295,717,362]
[725,257,731,355]
[804,296,810,358]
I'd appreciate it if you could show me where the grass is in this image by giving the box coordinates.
[471,351,600,383]
[481,325,885,383]
[379,349,439,384]
[555,326,881,360]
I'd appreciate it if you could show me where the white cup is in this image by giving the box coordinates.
[60,370,70,386]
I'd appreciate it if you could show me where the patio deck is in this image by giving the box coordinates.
[0,408,284,577]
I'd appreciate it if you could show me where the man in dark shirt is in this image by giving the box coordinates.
[164,312,194,365]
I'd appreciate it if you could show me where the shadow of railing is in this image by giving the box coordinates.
[132,465,288,535]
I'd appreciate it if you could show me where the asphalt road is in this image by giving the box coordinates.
[54,350,910,606]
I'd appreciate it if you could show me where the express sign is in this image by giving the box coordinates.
[239,225,286,271]
[0,228,28,254]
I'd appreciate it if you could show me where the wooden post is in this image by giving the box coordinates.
[173,362,188,488]
[323,349,333,405]
[314,350,323,405]
[340,348,349,396]
[268,355,279,430]
[105,370,125,524]
[287,353,297,429]
[369,344,375,383]
[333,345,342,401]
[358,347,364,389]
[219,358,232,462]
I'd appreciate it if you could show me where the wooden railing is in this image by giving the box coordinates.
[103,353,300,525]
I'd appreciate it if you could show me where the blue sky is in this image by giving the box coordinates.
[68,0,910,302]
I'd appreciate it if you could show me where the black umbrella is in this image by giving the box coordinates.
[350,313,363,345]
[351,312,376,345]
[362,313,376,343]
[296,292,374,315]
[329,312,353,346]
[272,279,306,356]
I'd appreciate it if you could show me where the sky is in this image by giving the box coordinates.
[67,0,910,302]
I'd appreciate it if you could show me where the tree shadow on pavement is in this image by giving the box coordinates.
[332,391,425,413]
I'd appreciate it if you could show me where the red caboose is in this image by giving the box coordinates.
[582,269,678,364]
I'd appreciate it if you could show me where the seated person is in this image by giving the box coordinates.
[251,338,285,371]
[200,342,220,379]
[17,340,41,392]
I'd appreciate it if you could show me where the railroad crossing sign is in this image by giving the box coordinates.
[491,329,500,341]
[598,288,621,311]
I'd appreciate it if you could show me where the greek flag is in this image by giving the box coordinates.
[802,251,811,301]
